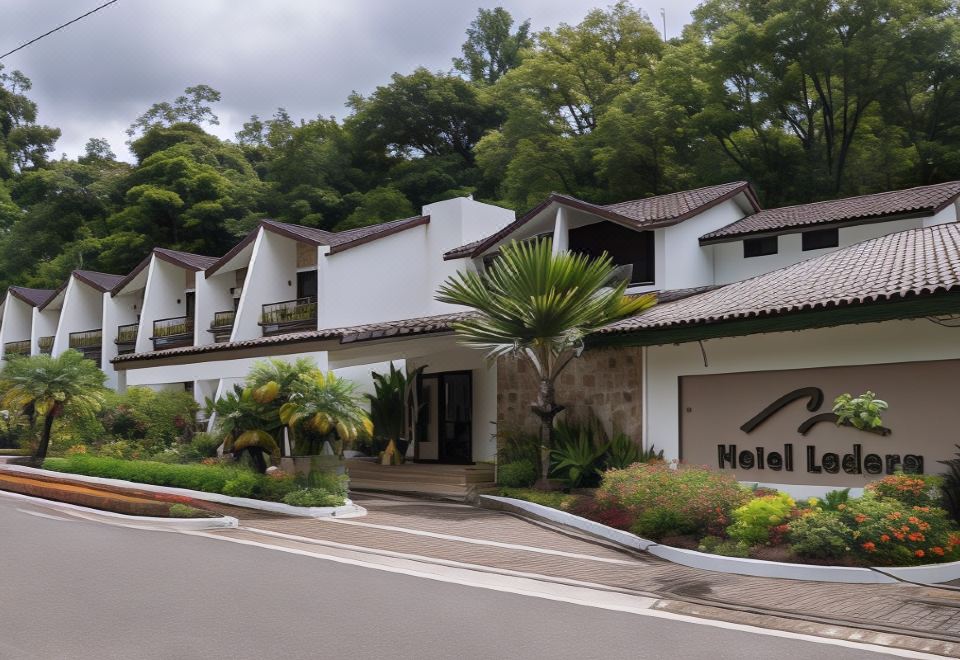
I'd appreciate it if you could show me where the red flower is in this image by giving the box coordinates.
[880,534,890,543]
[915,550,925,558]
[933,547,945,556]
[862,541,877,552]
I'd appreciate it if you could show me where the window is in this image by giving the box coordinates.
[802,227,839,251]
[568,222,655,285]
[185,291,195,317]
[743,236,778,258]
[296,270,318,301]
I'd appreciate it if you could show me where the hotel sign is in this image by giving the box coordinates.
[680,360,954,486]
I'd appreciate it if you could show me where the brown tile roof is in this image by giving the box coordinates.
[700,181,960,243]
[73,270,125,292]
[7,286,55,307]
[112,311,475,365]
[600,223,960,335]
[206,215,430,275]
[112,248,217,295]
[444,182,758,260]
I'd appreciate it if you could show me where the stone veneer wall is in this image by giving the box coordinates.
[496,346,643,447]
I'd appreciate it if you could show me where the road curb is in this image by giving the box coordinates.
[0,488,239,530]
[1,464,366,519]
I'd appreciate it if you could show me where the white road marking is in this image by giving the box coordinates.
[184,528,940,659]
[324,516,638,565]
[16,508,72,522]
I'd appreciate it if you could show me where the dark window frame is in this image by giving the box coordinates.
[296,269,318,301]
[801,227,839,251]
[743,236,778,258]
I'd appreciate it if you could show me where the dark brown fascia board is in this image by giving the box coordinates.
[110,252,154,296]
[205,227,261,277]
[9,287,56,309]
[36,281,68,311]
[445,183,757,260]
[698,210,935,246]
[112,336,345,370]
[260,219,330,247]
[153,249,213,272]
[72,270,121,293]
[326,215,430,255]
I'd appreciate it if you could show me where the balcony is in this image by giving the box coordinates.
[115,323,138,355]
[259,297,317,337]
[38,336,54,355]
[69,329,103,362]
[3,340,30,360]
[208,310,235,344]
[151,316,194,351]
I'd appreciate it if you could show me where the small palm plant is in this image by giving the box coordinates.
[436,238,654,487]
[0,350,107,466]
[365,363,425,456]
[206,385,282,473]
[279,371,373,455]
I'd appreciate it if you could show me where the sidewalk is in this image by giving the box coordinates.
[222,493,960,654]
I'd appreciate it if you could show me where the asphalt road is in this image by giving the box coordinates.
[0,497,905,660]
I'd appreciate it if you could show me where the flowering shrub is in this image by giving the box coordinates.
[596,463,750,539]
[839,495,960,566]
[727,493,796,546]
[866,473,942,507]
[789,511,853,559]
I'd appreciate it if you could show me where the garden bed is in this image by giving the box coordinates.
[492,464,960,575]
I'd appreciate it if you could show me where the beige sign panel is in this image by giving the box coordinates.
[680,359,960,487]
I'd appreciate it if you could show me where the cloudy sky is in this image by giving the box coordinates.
[0,1,700,162]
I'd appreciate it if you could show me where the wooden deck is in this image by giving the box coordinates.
[345,459,496,501]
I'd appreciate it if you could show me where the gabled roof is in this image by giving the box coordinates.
[73,270,125,293]
[205,215,430,276]
[600,223,960,336]
[443,182,759,260]
[6,286,55,308]
[700,181,960,243]
[111,247,218,295]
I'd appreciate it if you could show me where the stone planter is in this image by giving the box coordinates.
[280,455,346,477]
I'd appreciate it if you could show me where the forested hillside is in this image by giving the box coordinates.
[1,0,959,289]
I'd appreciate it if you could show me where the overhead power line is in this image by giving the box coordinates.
[0,0,120,61]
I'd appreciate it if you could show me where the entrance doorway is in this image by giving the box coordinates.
[415,371,473,464]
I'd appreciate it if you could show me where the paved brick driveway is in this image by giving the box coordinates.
[218,493,960,649]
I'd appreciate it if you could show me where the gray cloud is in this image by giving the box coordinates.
[0,0,699,162]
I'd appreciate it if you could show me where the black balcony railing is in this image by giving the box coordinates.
[38,336,54,355]
[208,310,235,344]
[259,297,317,337]
[3,340,30,359]
[69,329,103,361]
[151,316,194,350]
[115,323,138,355]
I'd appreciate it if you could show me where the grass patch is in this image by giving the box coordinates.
[498,487,580,511]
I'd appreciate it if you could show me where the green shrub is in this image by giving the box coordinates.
[497,460,538,487]
[301,470,349,497]
[818,488,851,511]
[283,488,345,508]
[727,493,795,546]
[551,417,607,487]
[698,535,752,557]
[497,430,540,466]
[596,463,750,540]
[41,454,304,503]
[632,507,689,540]
[789,510,853,559]
[181,432,222,462]
[866,473,942,507]
[222,472,259,498]
[497,487,579,510]
[168,503,209,518]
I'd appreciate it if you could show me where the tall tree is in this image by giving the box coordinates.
[0,65,60,178]
[453,7,532,84]
[126,84,222,141]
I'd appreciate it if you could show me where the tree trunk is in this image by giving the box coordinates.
[246,447,268,474]
[531,378,564,490]
[32,412,56,467]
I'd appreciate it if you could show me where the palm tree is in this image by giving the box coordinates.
[246,357,320,455]
[206,385,282,473]
[436,238,655,487]
[279,371,372,455]
[0,351,107,466]
[365,363,425,455]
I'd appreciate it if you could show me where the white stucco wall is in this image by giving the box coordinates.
[136,258,190,353]
[231,229,301,342]
[713,217,926,284]
[102,289,142,388]
[194,270,235,346]
[645,317,960,462]
[0,295,34,359]
[661,199,748,290]
[31,307,60,356]
[52,279,104,356]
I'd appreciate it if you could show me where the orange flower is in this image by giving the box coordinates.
[933,547,945,556]
[880,534,890,543]
[908,517,921,525]
[894,533,906,541]
[908,532,925,542]
[854,514,869,523]
[915,550,925,558]
[862,542,877,552]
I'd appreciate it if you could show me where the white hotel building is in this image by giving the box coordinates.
[3,181,960,494]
